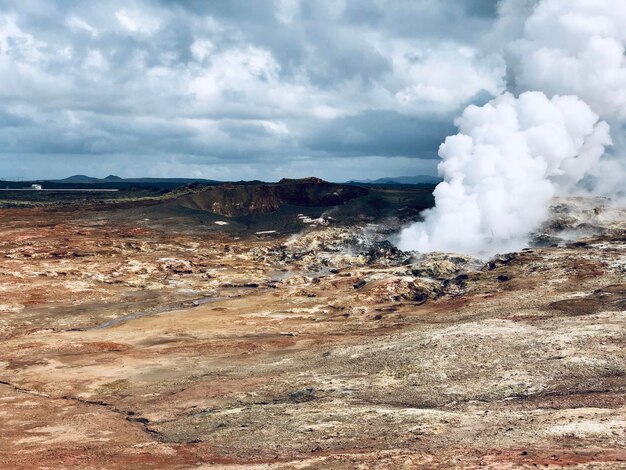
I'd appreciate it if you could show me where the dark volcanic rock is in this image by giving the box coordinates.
[485,253,518,270]
[361,240,411,266]
[547,284,626,316]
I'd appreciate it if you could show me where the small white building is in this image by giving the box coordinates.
[31,184,42,190]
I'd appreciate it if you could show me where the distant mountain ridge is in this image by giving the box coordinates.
[47,174,442,186]
[54,175,219,184]
[348,175,442,185]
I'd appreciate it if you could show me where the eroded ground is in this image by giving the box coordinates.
[0,198,625,469]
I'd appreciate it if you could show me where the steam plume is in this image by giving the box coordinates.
[398,0,626,256]
[508,0,626,120]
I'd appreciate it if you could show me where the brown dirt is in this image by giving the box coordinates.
[0,200,625,469]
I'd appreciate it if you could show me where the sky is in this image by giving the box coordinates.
[0,0,508,181]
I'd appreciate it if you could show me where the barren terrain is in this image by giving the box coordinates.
[0,189,624,469]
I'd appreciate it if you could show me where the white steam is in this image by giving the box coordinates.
[397,92,610,255]
[508,0,626,120]
[398,0,626,256]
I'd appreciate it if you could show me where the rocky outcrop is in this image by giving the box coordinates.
[176,178,369,216]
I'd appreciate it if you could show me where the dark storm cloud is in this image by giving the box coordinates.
[0,108,32,127]
[0,0,505,181]
[341,0,498,41]
[305,110,456,158]
[304,88,497,159]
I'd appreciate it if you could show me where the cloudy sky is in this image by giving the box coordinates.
[0,0,507,181]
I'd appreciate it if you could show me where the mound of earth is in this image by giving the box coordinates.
[175,177,369,216]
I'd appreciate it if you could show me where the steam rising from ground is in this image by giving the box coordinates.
[398,0,626,256]
[508,0,626,120]
[397,92,610,255]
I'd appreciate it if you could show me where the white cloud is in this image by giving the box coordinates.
[509,0,626,120]
[190,39,215,62]
[66,15,98,36]
[115,8,160,35]
[392,44,505,112]
[0,15,45,63]
[274,0,301,24]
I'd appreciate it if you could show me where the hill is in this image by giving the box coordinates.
[348,175,442,186]
[55,175,220,185]
[110,177,437,235]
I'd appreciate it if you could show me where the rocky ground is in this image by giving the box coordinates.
[0,197,624,469]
